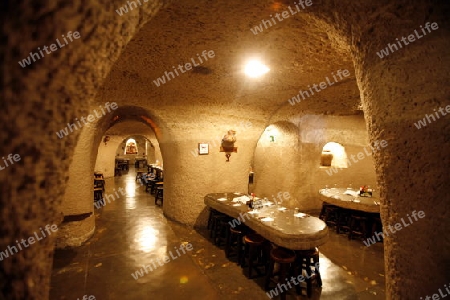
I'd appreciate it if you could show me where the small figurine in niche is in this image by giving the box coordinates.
[221,130,237,162]
[222,130,237,145]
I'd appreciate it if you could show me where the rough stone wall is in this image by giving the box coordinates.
[159,118,264,227]
[253,115,378,210]
[95,135,124,177]
[356,21,450,300]
[305,1,450,298]
[253,121,301,205]
[1,1,167,298]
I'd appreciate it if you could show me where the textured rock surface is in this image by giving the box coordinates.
[2,0,449,299]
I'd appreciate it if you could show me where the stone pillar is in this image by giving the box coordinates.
[56,125,97,248]
[354,13,450,299]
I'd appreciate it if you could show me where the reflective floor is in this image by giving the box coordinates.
[50,169,385,300]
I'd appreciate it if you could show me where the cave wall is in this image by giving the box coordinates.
[253,115,378,210]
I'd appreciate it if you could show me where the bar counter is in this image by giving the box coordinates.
[204,193,329,250]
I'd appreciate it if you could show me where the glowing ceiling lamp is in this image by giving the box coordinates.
[244,60,270,78]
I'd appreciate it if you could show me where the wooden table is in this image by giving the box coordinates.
[204,193,329,250]
[318,188,380,213]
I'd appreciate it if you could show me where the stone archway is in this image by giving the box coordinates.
[2,1,449,299]
[58,105,164,249]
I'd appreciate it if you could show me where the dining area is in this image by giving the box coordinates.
[200,184,388,299]
[318,187,382,241]
[204,193,328,299]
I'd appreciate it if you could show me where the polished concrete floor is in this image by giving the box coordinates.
[50,169,385,300]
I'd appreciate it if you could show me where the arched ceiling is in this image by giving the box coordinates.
[95,0,362,129]
[105,120,156,138]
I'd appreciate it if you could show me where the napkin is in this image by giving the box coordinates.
[261,217,274,222]
[294,213,308,218]
[344,190,359,197]
[232,196,250,204]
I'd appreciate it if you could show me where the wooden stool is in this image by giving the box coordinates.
[319,202,331,220]
[94,188,103,202]
[336,208,351,234]
[225,225,247,265]
[94,172,104,179]
[94,178,105,192]
[136,171,144,182]
[242,233,269,279]
[349,213,369,240]
[209,214,229,241]
[155,186,164,206]
[323,205,340,228]
[296,247,322,298]
[265,247,297,300]
[369,213,383,241]
[151,181,163,194]
[213,216,233,247]
[207,208,220,230]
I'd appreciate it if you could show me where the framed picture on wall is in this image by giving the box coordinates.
[198,143,209,155]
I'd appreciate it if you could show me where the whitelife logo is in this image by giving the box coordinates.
[250,0,313,35]
[376,22,439,59]
[55,102,118,139]
[287,69,350,106]
[266,263,319,298]
[420,282,450,300]
[131,243,194,279]
[94,187,126,209]
[363,210,425,247]
[115,0,148,16]
[18,31,81,68]
[413,105,450,129]
[0,153,20,171]
[0,224,58,261]
[152,50,215,87]
[77,296,95,300]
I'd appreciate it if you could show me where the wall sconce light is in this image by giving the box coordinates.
[220,130,237,162]
[103,136,110,146]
